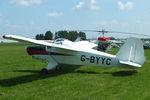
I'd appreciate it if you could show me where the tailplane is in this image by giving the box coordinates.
[116,37,146,67]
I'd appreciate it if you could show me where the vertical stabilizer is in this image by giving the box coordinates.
[116,37,146,67]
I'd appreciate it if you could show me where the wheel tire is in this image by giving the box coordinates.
[41,68,48,74]
[56,66,62,70]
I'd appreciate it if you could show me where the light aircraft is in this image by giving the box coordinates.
[3,34,146,73]
[144,41,150,49]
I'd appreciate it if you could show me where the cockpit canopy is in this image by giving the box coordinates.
[54,38,67,44]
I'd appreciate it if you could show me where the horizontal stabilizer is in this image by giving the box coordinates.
[120,61,141,67]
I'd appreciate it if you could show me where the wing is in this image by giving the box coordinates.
[3,35,80,52]
[75,41,97,49]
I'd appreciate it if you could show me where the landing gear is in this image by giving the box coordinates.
[40,62,62,73]
[56,65,62,70]
[41,68,48,74]
[40,65,62,74]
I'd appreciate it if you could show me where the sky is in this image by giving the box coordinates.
[0,0,150,38]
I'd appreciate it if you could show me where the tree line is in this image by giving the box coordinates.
[35,30,86,41]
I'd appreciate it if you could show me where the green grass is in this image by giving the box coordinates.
[0,43,150,100]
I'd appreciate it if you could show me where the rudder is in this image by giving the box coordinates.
[116,37,146,67]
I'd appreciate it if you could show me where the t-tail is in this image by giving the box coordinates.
[116,37,146,68]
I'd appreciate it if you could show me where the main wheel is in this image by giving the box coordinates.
[56,65,62,70]
[41,68,48,74]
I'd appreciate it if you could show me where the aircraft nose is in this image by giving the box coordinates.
[2,35,6,38]
[26,46,46,55]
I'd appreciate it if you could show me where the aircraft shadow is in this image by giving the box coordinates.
[75,70,137,77]
[0,65,137,87]
[0,65,80,87]
[110,70,138,77]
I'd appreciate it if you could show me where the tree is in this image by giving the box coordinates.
[35,31,53,40]
[36,30,87,41]
[54,31,87,41]
[36,34,40,40]
[44,31,53,40]
[39,34,44,40]
[68,31,78,41]
[79,32,86,40]
[55,31,68,39]
[35,34,44,40]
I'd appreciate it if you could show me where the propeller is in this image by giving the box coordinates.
[74,29,150,37]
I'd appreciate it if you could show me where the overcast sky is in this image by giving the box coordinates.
[0,0,150,38]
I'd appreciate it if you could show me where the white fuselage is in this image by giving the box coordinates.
[26,38,145,69]
[27,46,123,68]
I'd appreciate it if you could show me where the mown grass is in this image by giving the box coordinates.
[0,43,150,100]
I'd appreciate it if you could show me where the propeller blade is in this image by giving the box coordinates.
[107,31,150,37]
[62,29,150,37]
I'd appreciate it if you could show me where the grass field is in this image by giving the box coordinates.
[0,43,150,100]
